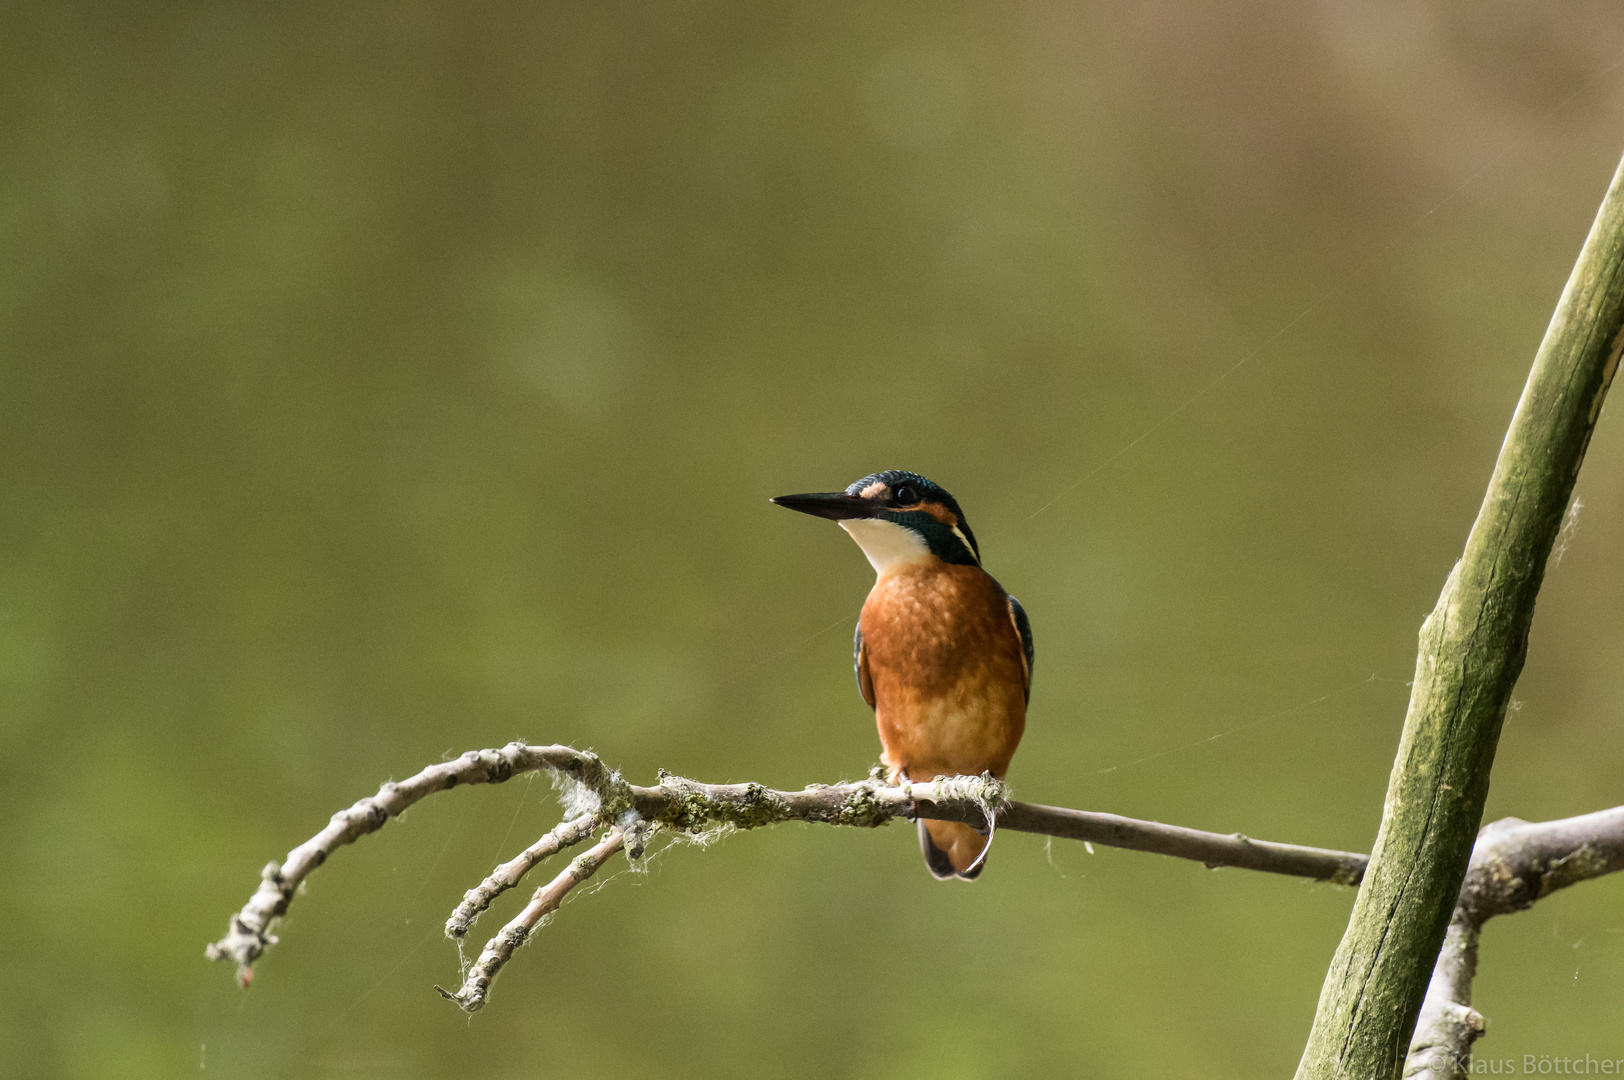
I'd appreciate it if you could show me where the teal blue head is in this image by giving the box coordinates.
[772,470,982,572]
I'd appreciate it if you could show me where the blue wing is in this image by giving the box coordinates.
[1007,595,1035,703]
[854,622,875,709]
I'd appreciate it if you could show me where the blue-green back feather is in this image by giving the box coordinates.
[1007,594,1035,702]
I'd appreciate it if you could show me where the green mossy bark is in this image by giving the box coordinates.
[1295,151,1624,1080]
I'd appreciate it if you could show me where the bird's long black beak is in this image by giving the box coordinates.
[770,491,881,521]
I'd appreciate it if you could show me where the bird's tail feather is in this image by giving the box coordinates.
[918,819,989,881]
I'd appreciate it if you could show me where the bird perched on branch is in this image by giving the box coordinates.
[773,470,1033,880]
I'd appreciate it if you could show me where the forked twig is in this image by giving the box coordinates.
[208,741,1374,1009]
[204,743,630,985]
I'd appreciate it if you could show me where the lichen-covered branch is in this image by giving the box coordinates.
[207,743,1370,1003]
[1404,807,1624,1080]
[634,773,1370,881]
[1295,149,1624,1080]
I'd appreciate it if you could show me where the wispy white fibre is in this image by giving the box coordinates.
[550,769,601,819]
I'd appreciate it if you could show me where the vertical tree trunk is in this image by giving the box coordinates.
[1294,148,1624,1080]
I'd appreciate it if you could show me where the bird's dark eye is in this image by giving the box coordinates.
[893,484,919,506]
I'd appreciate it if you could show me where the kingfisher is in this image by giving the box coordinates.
[773,470,1033,880]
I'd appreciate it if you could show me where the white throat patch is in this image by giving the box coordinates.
[839,517,931,574]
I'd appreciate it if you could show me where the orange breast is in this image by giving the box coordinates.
[860,562,1027,783]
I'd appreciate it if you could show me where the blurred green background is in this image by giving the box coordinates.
[5,3,1624,1077]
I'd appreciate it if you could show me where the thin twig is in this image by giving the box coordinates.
[1404,807,1624,1080]
[436,827,627,1012]
[445,812,600,940]
[998,802,1367,884]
